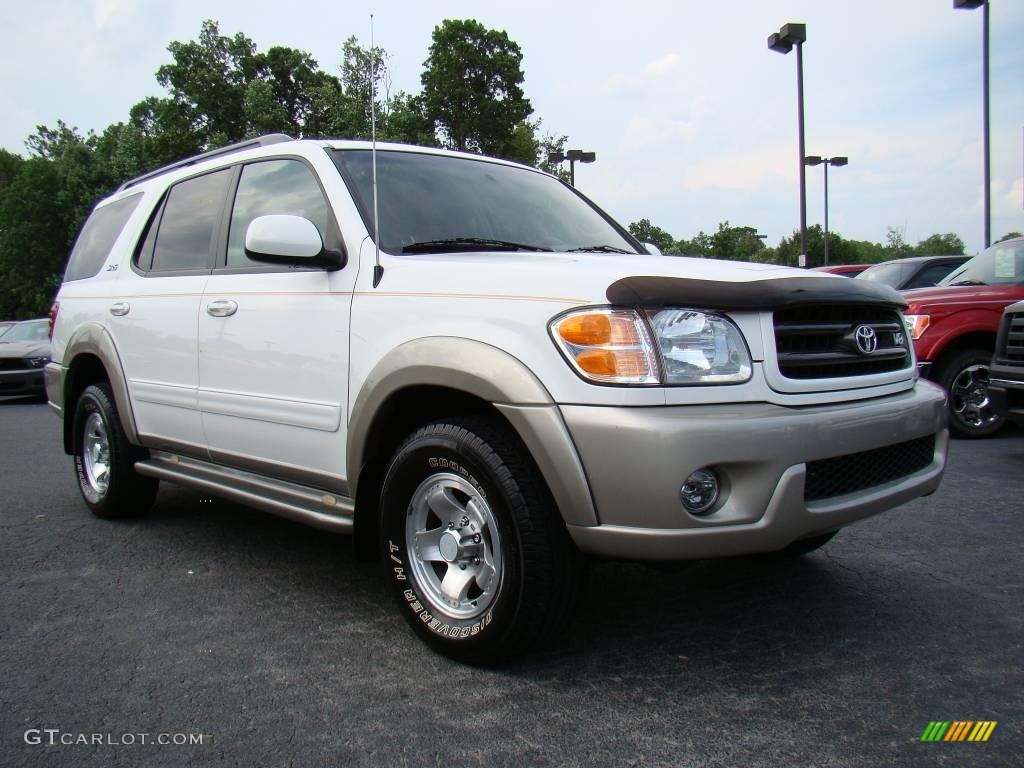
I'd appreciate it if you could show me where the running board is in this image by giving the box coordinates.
[135,451,354,533]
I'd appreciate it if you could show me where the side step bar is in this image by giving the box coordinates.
[135,451,354,533]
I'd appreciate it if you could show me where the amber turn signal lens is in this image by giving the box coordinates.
[557,313,612,346]
[575,349,618,376]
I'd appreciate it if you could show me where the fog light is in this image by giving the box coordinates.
[680,468,719,515]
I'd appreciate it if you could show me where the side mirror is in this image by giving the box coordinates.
[245,214,343,270]
[643,242,663,256]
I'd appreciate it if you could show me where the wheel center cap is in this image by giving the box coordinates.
[439,530,461,563]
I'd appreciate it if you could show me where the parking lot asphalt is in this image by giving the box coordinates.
[1,397,1021,767]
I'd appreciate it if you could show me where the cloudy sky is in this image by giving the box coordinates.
[4,0,1023,252]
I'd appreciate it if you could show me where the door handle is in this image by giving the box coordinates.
[109,302,130,316]
[206,300,238,317]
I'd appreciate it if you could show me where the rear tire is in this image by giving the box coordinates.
[936,348,1004,439]
[72,382,158,519]
[379,417,583,664]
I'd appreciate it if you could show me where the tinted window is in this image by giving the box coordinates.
[905,263,959,290]
[332,150,637,255]
[64,194,142,281]
[150,169,231,272]
[227,159,329,267]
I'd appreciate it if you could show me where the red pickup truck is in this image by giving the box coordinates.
[903,237,1024,438]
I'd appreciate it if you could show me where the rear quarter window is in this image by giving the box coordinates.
[63,193,143,282]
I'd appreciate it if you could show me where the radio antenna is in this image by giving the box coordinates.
[370,13,383,287]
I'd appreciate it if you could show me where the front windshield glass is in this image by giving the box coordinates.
[857,261,915,287]
[1,321,48,342]
[940,241,1024,286]
[332,150,638,255]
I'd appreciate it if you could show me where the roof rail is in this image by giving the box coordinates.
[116,133,295,192]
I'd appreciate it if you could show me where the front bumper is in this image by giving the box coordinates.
[988,363,1024,426]
[0,367,46,396]
[561,381,949,560]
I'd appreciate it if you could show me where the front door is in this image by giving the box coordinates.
[197,157,354,489]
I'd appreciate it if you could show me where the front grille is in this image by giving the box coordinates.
[0,358,27,371]
[997,312,1024,365]
[804,435,935,502]
[774,305,911,379]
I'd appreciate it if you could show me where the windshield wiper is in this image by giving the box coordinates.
[565,244,632,254]
[402,237,552,254]
[949,279,987,286]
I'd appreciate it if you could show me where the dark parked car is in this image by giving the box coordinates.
[0,319,51,397]
[857,255,971,290]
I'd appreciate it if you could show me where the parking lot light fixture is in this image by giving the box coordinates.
[768,22,809,266]
[804,155,849,265]
[548,149,596,187]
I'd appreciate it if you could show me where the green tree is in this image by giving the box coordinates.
[915,232,965,256]
[709,222,767,262]
[420,19,533,161]
[885,227,913,259]
[628,219,676,253]
[676,231,713,257]
[996,232,1022,244]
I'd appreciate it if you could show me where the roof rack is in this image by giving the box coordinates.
[116,133,294,192]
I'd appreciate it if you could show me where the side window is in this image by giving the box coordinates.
[227,159,329,267]
[64,193,142,281]
[906,263,958,289]
[150,169,232,272]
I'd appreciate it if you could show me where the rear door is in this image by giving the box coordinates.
[196,155,355,489]
[108,168,231,449]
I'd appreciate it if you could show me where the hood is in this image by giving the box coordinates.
[0,340,51,359]
[383,250,905,309]
[903,283,1024,310]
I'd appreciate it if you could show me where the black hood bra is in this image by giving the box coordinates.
[606,275,908,311]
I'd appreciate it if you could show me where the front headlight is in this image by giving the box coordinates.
[550,307,752,385]
[648,309,752,384]
[903,314,930,340]
[25,356,50,368]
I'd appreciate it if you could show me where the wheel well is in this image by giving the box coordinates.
[63,354,110,454]
[351,385,509,561]
[933,331,996,371]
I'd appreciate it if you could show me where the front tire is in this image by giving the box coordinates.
[936,348,1004,439]
[379,417,582,664]
[72,383,158,519]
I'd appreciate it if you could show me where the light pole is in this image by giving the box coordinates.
[548,149,596,187]
[804,156,848,266]
[768,22,809,267]
[954,0,991,248]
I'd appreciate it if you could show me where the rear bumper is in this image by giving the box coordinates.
[988,363,1024,426]
[0,368,46,396]
[561,381,949,560]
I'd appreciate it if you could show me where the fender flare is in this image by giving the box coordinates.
[61,322,140,447]
[347,337,598,527]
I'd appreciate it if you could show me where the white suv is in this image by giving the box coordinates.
[47,135,948,662]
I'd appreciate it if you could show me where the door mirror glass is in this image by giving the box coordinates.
[644,242,663,256]
[245,214,324,261]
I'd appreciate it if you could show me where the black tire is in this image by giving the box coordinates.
[935,347,1005,439]
[379,417,583,664]
[765,531,838,558]
[72,382,158,519]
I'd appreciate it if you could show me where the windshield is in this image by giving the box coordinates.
[857,261,915,287]
[331,150,638,255]
[1,321,49,342]
[940,241,1024,286]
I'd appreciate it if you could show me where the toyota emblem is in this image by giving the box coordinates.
[854,325,879,354]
